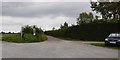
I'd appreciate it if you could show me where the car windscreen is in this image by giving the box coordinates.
[108,33,120,38]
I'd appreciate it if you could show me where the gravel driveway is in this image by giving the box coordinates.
[2,36,118,58]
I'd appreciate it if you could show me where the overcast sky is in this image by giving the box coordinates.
[1,2,97,32]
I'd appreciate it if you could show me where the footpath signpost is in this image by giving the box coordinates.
[21,27,25,40]
[33,26,36,36]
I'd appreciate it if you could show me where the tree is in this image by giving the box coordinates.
[35,27,43,34]
[89,12,94,21]
[52,27,55,30]
[64,22,68,28]
[60,22,68,29]
[1,31,5,34]
[60,24,64,29]
[22,25,43,34]
[23,25,33,34]
[77,12,94,25]
[90,0,120,19]
[21,25,44,39]
[8,32,11,34]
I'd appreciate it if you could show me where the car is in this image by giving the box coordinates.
[105,33,120,46]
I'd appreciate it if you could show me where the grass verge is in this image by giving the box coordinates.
[51,36,103,42]
[90,43,120,50]
[2,33,47,43]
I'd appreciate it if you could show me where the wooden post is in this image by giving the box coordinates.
[21,27,24,39]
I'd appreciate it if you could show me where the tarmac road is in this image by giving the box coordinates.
[2,36,118,58]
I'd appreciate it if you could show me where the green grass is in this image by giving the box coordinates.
[53,36,103,42]
[2,33,47,43]
[90,43,120,50]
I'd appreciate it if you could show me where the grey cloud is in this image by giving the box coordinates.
[1,2,94,32]
[2,2,92,18]
[2,0,90,2]
[0,2,2,16]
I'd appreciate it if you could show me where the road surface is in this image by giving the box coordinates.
[2,36,118,58]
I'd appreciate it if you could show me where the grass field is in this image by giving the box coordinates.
[91,43,120,50]
[2,33,47,43]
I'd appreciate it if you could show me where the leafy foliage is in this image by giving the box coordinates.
[60,22,69,29]
[91,1,120,19]
[77,12,94,25]
[22,25,33,34]
[22,25,43,34]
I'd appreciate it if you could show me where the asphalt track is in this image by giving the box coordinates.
[2,36,118,58]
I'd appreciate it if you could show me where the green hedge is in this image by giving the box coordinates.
[45,23,120,41]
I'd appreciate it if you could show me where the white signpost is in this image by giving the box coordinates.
[33,26,36,36]
[21,27,24,37]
